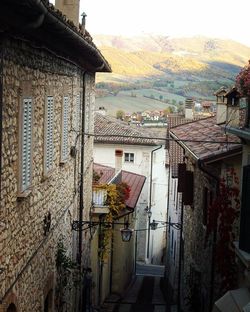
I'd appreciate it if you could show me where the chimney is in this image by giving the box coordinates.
[81,12,87,34]
[115,149,123,173]
[224,87,241,127]
[55,0,80,27]
[185,98,194,119]
[97,107,106,116]
[214,87,227,124]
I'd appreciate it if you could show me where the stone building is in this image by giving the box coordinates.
[0,1,110,311]
[167,93,243,312]
[213,75,250,310]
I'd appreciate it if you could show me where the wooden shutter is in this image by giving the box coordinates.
[45,96,54,172]
[61,96,68,160]
[239,165,250,252]
[178,163,186,192]
[76,94,81,131]
[183,170,194,205]
[202,187,208,225]
[21,98,32,191]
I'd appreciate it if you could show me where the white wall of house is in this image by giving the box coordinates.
[166,173,182,301]
[94,143,168,264]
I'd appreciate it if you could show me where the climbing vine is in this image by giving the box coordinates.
[206,167,240,291]
[55,240,77,312]
[236,60,250,97]
[94,182,131,260]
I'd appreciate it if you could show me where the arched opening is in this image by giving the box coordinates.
[44,289,53,312]
[7,303,17,312]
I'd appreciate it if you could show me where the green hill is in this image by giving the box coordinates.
[93,35,250,114]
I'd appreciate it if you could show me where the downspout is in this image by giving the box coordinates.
[109,223,114,294]
[0,41,3,201]
[79,72,86,311]
[177,198,184,312]
[198,160,220,312]
[147,145,162,260]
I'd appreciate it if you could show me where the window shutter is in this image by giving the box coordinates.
[61,96,68,160]
[45,96,54,172]
[76,94,81,131]
[239,165,250,252]
[21,98,32,191]
[177,163,186,192]
[202,187,208,225]
[183,170,194,205]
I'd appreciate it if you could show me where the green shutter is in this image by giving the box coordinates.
[62,96,68,160]
[21,98,32,191]
[45,96,54,171]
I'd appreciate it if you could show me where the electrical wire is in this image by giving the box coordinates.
[84,132,240,145]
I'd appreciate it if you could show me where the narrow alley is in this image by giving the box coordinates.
[104,263,169,312]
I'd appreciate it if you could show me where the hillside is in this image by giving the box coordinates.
[93,34,250,115]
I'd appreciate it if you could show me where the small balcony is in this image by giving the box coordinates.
[92,187,110,215]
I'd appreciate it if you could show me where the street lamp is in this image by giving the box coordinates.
[72,220,134,242]
[120,223,134,242]
[149,219,182,231]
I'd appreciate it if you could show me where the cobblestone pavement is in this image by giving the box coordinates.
[113,275,167,312]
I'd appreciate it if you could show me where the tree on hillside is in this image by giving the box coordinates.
[236,60,250,126]
[163,107,174,117]
[116,110,125,120]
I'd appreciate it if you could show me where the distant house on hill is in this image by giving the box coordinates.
[94,113,169,264]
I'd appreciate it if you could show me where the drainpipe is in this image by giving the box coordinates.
[198,160,220,312]
[147,145,162,260]
[177,198,184,312]
[79,72,86,311]
[0,41,3,201]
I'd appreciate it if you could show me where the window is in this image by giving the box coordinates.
[76,94,81,131]
[124,152,134,163]
[202,187,208,225]
[61,96,69,161]
[20,98,33,192]
[44,96,54,173]
[239,165,250,252]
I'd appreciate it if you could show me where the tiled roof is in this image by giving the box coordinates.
[93,163,146,209]
[167,114,205,177]
[121,171,146,209]
[169,116,241,162]
[0,0,111,72]
[94,113,160,146]
[93,163,115,184]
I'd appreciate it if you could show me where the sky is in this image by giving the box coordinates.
[52,0,250,47]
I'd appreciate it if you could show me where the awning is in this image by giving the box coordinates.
[212,288,250,312]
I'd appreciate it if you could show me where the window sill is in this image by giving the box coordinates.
[42,168,56,181]
[234,241,250,269]
[17,189,32,200]
[59,159,68,166]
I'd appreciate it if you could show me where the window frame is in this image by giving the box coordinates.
[61,95,69,162]
[19,97,33,194]
[44,95,54,175]
[124,152,135,163]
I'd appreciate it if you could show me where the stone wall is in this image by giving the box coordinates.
[0,38,94,311]
[181,156,241,312]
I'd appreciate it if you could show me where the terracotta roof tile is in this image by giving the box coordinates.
[94,113,159,146]
[121,171,146,209]
[93,163,146,209]
[93,163,115,184]
[169,116,241,162]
